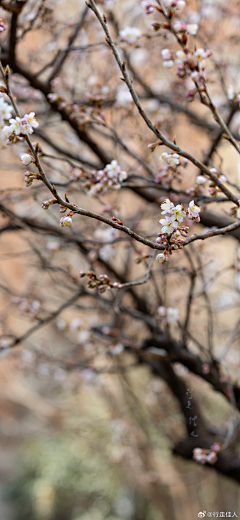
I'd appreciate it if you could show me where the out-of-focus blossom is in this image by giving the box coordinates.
[119,26,141,44]
[166,307,179,323]
[90,160,128,194]
[159,152,180,166]
[163,0,186,11]
[163,60,174,68]
[141,1,154,14]
[196,175,206,185]
[161,48,172,61]
[115,85,133,106]
[187,23,198,35]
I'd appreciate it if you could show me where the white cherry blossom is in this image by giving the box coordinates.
[194,48,206,61]
[188,200,201,219]
[160,216,178,235]
[24,112,39,129]
[2,124,14,138]
[0,96,13,125]
[172,204,186,222]
[160,198,175,214]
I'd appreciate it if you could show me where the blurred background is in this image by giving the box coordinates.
[0,0,240,518]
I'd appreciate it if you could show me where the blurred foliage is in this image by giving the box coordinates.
[5,432,157,520]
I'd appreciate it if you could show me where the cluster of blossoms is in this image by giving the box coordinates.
[156,198,201,262]
[12,297,41,317]
[89,160,128,195]
[157,306,179,323]
[161,47,212,80]
[147,146,188,184]
[159,151,180,167]
[193,443,222,465]
[0,93,13,138]
[187,168,227,198]
[3,112,39,141]
[79,270,122,293]
[119,26,141,44]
